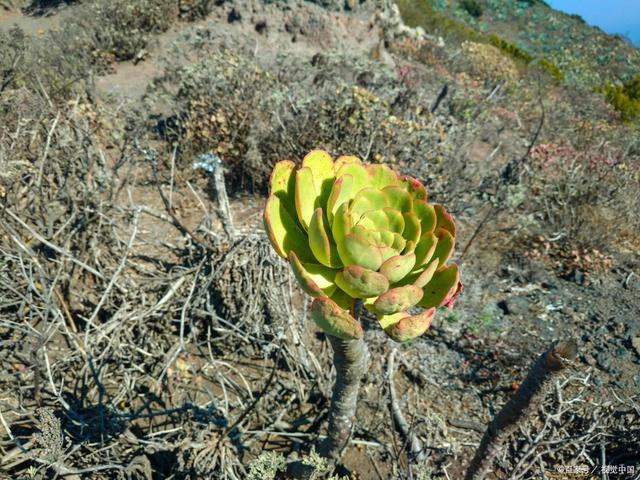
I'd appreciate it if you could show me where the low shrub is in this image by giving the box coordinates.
[459,41,519,81]
[149,51,444,193]
[77,0,178,62]
[396,0,483,43]
[537,57,565,82]
[522,142,640,250]
[488,34,533,63]
[603,75,640,121]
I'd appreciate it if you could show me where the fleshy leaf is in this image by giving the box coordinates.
[358,209,389,232]
[351,188,389,221]
[391,233,407,252]
[383,207,405,234]
[379,253,416,284]
[379,230,395,247]
[402,211,421,248]
[270,160,297,209]
[288,251,337,298]
[399,175,427,201]
[302,150,335,209]
[383,308,436,343]
[383,185,413,212]
[343,233,383,270]
[351,225,382,246]
[433,228,455,267]
[334,155,361,171]
[309,208,342,268]
[434,204,456,236]
[327,174,354,224]
[264,195,314,262]
[295,167,317,231]
[377,311,408,330]
[366,164,397,188]
[373,285,423,315]
[413,200,437,235]
[332,202,354,264]
[412,260,439,288]
[414,232,437,269]
[335,265,389,298]
[418,264,460,308]
[311,296,363,340]
[335,163,369,195]
[379,245,397,264]
[330,288,356,311]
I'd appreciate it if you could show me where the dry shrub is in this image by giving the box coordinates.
[178,0,214,20]
[150,50,444,193]
[459,41,519,82]
[70,0,178,63]
[0,1,178,103]
[522,141,640,251]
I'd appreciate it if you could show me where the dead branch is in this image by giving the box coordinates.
[464,340,578,480]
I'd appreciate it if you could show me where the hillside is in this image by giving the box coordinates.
[0,0,638,479]
[403,0,640,88]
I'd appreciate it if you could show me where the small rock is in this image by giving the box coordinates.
[615,347,630,359]
[498,296,530,316]
[583,353,597,366]
[596,351,611,371]
[572,268,585,285]
[227,7,241,23]
[631,336,640,356]
[255,20,267,34]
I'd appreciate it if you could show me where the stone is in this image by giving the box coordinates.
[498,296,530,316]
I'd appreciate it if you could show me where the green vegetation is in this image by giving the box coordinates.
[604,75,640,121]
[488,34,533,63]
[396,0,483,43]
[427,0,640,89]
[397,0,565,84]
[538,57,565,82]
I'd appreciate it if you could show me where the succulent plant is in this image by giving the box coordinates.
[264,150,462,342]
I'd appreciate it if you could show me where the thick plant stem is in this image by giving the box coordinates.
[318,334,371,462]
[464,340,578,480]
[286,334,370,478]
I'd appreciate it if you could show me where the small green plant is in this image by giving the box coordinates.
[603,74,640,121]
[265,150,462,342]
[488,34,533,63]
[538,57,565,82]
[264,150,461,466]
[247,452,287,480]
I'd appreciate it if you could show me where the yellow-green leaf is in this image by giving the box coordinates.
[264,195,314,262]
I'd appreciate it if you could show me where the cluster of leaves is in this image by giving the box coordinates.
[76,0,178,62]
[603,75,640,122]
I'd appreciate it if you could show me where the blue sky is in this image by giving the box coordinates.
[547,0,640,46]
